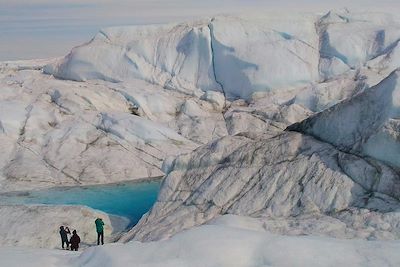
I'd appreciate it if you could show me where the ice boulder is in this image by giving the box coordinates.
[200,90,225,111]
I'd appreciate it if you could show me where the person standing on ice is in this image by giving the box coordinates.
[69,230,81,251]
[95,218,105,245]
[65,226,71,245]
[59,226,69,249]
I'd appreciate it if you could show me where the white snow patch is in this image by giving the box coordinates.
[2,219,400,267]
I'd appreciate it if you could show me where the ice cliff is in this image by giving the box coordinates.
[46,11,400,99]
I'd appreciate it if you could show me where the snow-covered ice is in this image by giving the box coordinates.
[0,205,128,248]
[2,217,400,267]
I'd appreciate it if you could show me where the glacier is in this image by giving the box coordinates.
[1,9,400,267]
[45,11,400,99]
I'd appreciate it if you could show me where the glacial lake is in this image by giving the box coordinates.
[0,179,161,227]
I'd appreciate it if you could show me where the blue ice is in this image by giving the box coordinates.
[0,179,161,227]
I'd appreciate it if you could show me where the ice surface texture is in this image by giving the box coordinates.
[47,12,400,99]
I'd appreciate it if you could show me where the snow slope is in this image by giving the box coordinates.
[0,247,72,267]
[2,217,400,267]
[78,221,400,267]
[0,205,128,249]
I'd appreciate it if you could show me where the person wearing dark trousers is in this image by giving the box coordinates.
[59,226,69,249]
[95,218,105,245]
[65,226,71,242]
[69,230,81,251]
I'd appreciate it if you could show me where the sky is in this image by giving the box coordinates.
[0,0,399,61]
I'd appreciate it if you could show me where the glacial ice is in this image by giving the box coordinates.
[1,9,400,267]
[289,69,400,168]
[123,129,400,242]
[46,12,400,99]
[0,66,202,191]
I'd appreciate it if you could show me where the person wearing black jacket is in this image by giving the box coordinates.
[59,226,69,249]
[69,230,81,251]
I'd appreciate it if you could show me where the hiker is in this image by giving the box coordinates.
[69,230,81,251]
[95,218,105,245]
[59,226,69,249]
[65,226,72,243]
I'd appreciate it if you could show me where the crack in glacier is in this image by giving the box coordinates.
[207,20,227,108]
